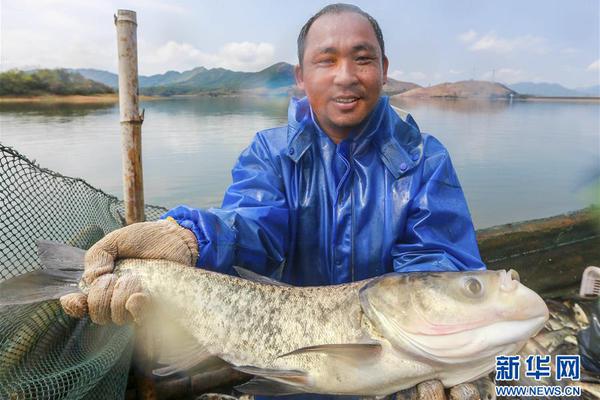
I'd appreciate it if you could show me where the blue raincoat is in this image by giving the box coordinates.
[162,95,485,399]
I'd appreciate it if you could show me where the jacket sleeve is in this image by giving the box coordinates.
[391,140,486,273]
[161,133,289,276]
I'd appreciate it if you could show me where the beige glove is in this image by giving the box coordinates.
[416,380,446,400]
[60,219,198,325]
[394,379,489,400]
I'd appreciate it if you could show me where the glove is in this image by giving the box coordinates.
[416,380,446,400]
[82,218,198,285]
[394,379,490,400]
[60,219,198,325]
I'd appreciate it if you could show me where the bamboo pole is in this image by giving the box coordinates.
[115,9,145,225]
[115,10,155,400]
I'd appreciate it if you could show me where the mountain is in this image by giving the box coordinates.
[71,68,119,88]
[384,79,420,95]
[396,80,516,99]
[140,67,208,87]
[508,82,591,97]
[74,63,419,96]
[74,67,209,88]
[1,69,114,96]
[575,84,600,97]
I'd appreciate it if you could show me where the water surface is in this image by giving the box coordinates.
[1,96,598,228]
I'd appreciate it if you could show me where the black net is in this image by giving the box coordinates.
[0,144,168,399]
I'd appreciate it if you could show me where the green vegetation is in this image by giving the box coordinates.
[0,69,115,96]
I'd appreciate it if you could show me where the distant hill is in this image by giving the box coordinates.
[508,82,591,97]
[396,80,516,99]
[384,79,421,95]
[0,69,115,96]
[74,63,419,97]
[575,84,600,97]
[70,68,119,88]
[73,67,210,88]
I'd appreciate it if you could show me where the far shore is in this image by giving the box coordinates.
[0,94,159,104]
[515,96,600,103]
[2,92,599,104]
[395,95,600,103]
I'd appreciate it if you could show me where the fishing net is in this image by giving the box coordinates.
[0,144,168,399]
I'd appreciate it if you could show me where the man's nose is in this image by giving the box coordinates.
[333,59,359,87]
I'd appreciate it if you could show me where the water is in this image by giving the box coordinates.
[1,96,598,228]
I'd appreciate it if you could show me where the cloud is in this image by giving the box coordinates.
[463,31,548,55]
[389,70,427,84]
[141,40,276,74]
[481,68,525,84]
[1,27,116,71]
[587,59,600,71]
[449,69,463,75]
[219,42,276,70]
[0,1,274,74]
[458,30,478,43]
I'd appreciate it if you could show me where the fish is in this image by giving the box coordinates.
[0,241,549,397]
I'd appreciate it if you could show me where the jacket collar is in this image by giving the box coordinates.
[286,96,423,178]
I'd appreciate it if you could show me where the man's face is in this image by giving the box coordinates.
[295,12,389,142]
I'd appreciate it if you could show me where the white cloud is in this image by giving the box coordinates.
[0,1,274,74]
[587,59,600,71]
[449,69,463,75]
[458,30,478,43]
[141,40,276,74]
[1,27,116,71]
[389,70,404,79]
[481,68,525,84]
[218,42,276,70]
[389,70,427,84]
[466,31,548,55]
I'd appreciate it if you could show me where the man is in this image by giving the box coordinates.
[62,3,485,399]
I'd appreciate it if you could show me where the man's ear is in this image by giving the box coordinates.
[295,64,305,90]
[382,56,389,85]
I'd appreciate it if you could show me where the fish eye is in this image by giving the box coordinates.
[463,277,483,298]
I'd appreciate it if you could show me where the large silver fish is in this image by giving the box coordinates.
[0,242,549,397]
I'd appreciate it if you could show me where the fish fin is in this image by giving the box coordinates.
[232,365,309,386]
[152,345,216,377]
[233,266,291,287]
[37,240,86,271]
[0,241,86,306]
[278,342,382,363]
[235,377,305,396]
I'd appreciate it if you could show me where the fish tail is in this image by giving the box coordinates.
[0,241,85,306]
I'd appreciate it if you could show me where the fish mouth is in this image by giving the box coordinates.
[393,315,549,364]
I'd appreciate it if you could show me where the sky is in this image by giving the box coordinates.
[1,0,599,88]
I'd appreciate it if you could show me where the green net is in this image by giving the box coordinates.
[0,144,168,399]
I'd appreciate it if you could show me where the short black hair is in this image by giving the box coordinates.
[297,3,385,66]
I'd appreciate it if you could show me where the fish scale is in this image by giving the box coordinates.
[110,259,367,368]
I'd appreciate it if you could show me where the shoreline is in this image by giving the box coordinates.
[394,95,600,103]
[2,93,599,104]
[0,94,159,104]
[514,96,600,103]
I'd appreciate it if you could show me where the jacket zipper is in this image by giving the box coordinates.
[350,149,355,282]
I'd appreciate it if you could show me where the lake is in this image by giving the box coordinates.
[0,96,598,229]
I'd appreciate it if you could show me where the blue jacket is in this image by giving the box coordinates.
[163,96,485,284]
[162,96,485,399]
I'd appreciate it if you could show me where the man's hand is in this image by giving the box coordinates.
[60,219,198,325]
[393,379,492,400]
[82,219,198,285]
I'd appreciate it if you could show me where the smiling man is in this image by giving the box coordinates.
[65,3,486,399]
